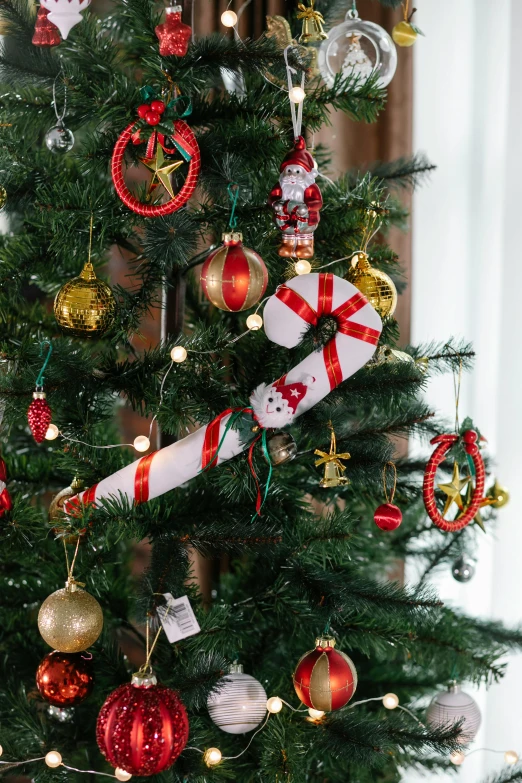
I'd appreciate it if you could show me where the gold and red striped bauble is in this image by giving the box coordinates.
[200,232,268,312]
[293,635,357,711]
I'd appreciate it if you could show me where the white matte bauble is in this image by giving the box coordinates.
[40,0,91,39]
[426,683,481,742]
[318,12,397,89]
[207,664,267,734]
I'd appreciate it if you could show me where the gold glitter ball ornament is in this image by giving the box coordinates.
[38,584,103,652]
[345,252,397,318]
[0,185,7,210]
[54,261,116,337]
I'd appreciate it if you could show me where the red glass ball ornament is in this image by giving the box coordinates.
[200,231,268,312]
[27,392,52,443]
[36,650,94,707]
[374,502,402,531]
[96,673,189,776]
[293,636,357,711]
[155,6,192,57]
[137,104,150,119]
[151,100,166,114]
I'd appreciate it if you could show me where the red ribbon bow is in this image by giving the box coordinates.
[275,273,381,391]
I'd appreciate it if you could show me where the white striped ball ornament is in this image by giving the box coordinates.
[207,664,267,734]
[426,683,481,742]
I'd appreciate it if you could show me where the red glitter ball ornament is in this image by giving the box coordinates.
[200,231,268,312]
[374,502,402,531]
[27,391,52,443]
[32,6,61,47]
[155,5,192,57]
[293,636,357,712]
[96,672,189,776]
[36,650,94,707]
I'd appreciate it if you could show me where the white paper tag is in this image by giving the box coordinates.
[157,593,201,643]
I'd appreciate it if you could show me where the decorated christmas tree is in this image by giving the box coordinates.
[0,1,520,782]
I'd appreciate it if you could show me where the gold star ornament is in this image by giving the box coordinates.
[437,462,471,517]
[139,144,184,200]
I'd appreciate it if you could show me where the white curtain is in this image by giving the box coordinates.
[407,0,522,779]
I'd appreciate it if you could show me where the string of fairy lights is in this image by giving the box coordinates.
[0,692,518,775]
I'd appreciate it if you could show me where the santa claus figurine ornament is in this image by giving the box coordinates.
[269,136,323,259]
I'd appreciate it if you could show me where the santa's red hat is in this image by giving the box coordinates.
[280,136,316,173]
[274,380,309,413]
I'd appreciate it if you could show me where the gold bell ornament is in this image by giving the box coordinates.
[486,479,510,509]
[54,216,116,338]
[297,0,328,43]
[314,423,351,488]
[346,251,397,319]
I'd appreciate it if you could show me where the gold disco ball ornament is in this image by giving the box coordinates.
[54,260,116,337]
[346,251,397,318]
[38,583,103,653]
[0,185,7,210]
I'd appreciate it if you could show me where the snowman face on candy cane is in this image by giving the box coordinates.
[251,379,312,429]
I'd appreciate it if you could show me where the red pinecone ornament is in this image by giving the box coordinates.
[0,456,12,518]
[36,650,94,707]
[293,636,357,712]
[32,6,61,47]
[96,673,189,776]
[27,391,52,443]
[155,5,192,56]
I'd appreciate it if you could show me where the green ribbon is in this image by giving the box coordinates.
[228,183,240,229]
[35,339,53,389]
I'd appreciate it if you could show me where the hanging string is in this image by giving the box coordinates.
[52,63,68,123]
[227,183,240,229]
[283,45,305,139]
[88,212,94,263]
[453,357,463,434]
[35,340,53,390]
[348,0,358,19]
[382,461,397,504]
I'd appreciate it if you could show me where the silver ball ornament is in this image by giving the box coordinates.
[452,555,475,583]
[45,122,75,154]
[47,705,75,723]
[426,683,481,742]
[207,664,267,734]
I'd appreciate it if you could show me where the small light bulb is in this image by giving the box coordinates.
[0,744,3,756]
[45,423,59,440]
[289,86,305,103]
[505,750,519,765]
[308,708,325,720]
[170,345,187,363]
[203,747,222,767]
[115,769,133,781]
[133,435,150,453]
[246,313,263,331]
[266,696,283,713]
[382,693,399,710]
[45,751,62,768]
[450,751,465,766]
[294,259,312,275]
[221,9,237,27]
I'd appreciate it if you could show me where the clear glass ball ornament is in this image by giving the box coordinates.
[45,122,75,154]
[318,11,397,88]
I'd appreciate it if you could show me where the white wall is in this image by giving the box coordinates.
[409,0,522,780]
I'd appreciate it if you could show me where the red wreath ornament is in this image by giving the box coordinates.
[423,429,486,532]
[111,111,200,218]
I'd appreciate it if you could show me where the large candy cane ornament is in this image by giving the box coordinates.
[66,274,382,513]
